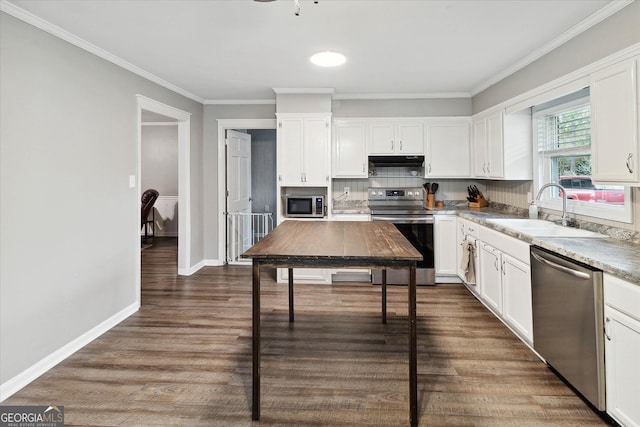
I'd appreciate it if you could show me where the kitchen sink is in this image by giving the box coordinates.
[486,218,607,238]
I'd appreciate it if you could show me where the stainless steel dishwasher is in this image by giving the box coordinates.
[530,246,605,410]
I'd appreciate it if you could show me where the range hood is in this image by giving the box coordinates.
[368,155,425,168]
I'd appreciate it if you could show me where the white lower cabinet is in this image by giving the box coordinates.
[604,273,640,427]
[331,214,371,281]
[479,242,503,315]
[434,215,458,279]
[501,253,532,344]
[278,267,331,285]
[476,225,533,345]
[456,218,480,296]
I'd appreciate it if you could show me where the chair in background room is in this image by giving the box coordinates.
[141,189,159,243]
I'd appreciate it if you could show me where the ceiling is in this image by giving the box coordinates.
[5,0,629,103]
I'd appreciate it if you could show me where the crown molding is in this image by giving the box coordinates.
[273,88,335,95]
[333,92,471,100]
[1,0,205,104]
[470,0,635,96]
[204,99,276,105]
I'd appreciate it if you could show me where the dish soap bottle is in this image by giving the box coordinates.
[529,201,538,219]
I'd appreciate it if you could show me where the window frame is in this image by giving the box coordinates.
[532,96,632,224]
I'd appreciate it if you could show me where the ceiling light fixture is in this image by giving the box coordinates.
[254,0,319,16]
[310,51,347,67]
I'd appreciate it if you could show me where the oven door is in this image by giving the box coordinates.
[371,215,435,285]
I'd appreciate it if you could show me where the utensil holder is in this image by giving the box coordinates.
[426,194,435,208]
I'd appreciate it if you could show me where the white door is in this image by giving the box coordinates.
[227,130,252,261]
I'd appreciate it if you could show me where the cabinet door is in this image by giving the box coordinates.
[456,219,466,280]
[479,242,502,315]
[396,123,425,154]
[604,305,640,427]
[303,118,330,185]
[502,253,533,344]
[369,122,395,154]
[333,121,367,178]
[426,123,471,177]
[591,59,639,184]
[472,117,488,177]
[277,118,303,185]
[486,111,504,178]
[434,215,458,275]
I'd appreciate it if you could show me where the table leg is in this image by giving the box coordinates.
[288,268,294,323]
[382,269,387,324]
[408,264,417,427]
[252,260,261,421]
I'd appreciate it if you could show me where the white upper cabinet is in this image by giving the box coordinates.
[472,109,532,180]
[332,120,367,178]
[277,115,331,186]
[590,58,639,185]
[368,121,424,155]
[425,120,471,177]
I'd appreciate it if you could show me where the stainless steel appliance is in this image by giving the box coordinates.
[368,187,434,285]
[285,195,326,218]
[530,246,605,410]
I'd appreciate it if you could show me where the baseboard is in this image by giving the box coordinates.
[203,259,223,267]
[0,301,139,402]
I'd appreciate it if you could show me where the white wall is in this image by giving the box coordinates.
[0,11,204,391]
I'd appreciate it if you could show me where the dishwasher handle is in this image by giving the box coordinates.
[531,251,591,280]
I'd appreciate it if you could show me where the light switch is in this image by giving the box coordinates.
[129,175,136,188]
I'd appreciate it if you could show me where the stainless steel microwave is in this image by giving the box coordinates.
[285,195,326,218]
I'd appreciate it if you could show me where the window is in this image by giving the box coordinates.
[533,90,631,223]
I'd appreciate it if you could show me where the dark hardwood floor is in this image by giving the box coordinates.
[4,237,612,426]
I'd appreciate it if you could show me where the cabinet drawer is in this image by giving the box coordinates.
[604,273,640,322]
[479,226,530,264]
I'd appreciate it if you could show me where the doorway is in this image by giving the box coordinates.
[136,96,191,304]
[217,119,276,265]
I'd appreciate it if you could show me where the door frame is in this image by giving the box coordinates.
[217,119,276,265]
[137,95,192,286]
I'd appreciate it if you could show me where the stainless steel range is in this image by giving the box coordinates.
[368,187,435,285]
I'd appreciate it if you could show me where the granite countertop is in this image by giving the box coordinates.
[331,201,640,285]
[456,210,640,285]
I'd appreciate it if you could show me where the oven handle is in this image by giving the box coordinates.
[371,216,434,224]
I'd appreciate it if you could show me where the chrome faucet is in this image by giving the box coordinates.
[535,183,569,226]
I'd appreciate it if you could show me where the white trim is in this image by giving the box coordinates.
[136,95,191,279]
[0,0,204,104]
[273,88,335,95]
[203,258,224,267]
[179,260,206,276]
[470,0,635,96]
[141,121,179,126]
[217,119,277,266]
[204,99,276,105]
[333,92,471,100]
[0,302,139,402]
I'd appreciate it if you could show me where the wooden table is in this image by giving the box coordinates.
[242,220,423,426]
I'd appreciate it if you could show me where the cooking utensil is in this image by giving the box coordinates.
[424,183,431,193]
[431,183,439,194]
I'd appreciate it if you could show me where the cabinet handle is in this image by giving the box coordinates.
[604,317,612,341]
[278,175,282,182]
[502,260,506,275]
[428,164,432,173]
[626,153,633,173]
[326,175,329,182]
[400,141,403,151]
[486,162,491,174]
[362,163,365,173]
[391,140,394,151]
[482,163,487,174]
[494,257,499,271]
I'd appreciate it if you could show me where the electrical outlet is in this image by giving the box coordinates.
[344,186,350,195]
[265,204,270,212]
